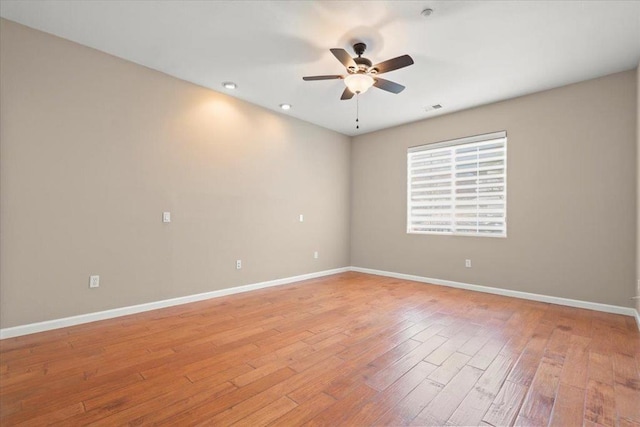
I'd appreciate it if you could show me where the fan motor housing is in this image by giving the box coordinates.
[354,56,372,69]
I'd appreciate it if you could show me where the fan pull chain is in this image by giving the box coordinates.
[356,94,360,130]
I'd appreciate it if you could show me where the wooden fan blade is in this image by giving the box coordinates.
[373,78,405,94]
[372,55,414,74]
[330,48,357,69]
[340,87,354,100]
[303,75,344,81]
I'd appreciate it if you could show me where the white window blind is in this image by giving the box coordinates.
[407,131,507,237]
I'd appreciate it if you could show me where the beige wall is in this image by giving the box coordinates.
[637,64,640,314]
[0,20,351,328]
[351,70,637,308]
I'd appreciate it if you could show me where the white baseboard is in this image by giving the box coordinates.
[0,267,350,339]
[3,265,638,339]
[350,266,640,329]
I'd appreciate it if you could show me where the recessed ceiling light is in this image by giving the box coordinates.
[279,103,292,110]
[222,82,237,89]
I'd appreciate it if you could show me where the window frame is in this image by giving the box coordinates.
[406,131,507,238]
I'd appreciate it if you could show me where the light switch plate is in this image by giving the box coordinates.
[89,275,100,288]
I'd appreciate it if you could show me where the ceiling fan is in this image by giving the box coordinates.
[303,42,414,100]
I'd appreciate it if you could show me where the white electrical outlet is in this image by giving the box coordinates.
[89,275,100,288]
[299,214,304,222]
[314,251,319,259]
[236,260,242,270]
[163,212,171,223]
[465,259,472,268]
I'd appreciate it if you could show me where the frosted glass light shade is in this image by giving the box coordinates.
[344,74,375,94]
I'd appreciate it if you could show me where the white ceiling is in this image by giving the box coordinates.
[1,1,639,136]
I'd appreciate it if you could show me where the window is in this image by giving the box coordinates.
[407,131,507,237]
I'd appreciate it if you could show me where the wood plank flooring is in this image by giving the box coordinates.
[1,272,639,426]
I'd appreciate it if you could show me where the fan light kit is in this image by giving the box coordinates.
[303,42,414,129]
[344,74,375,94]
[222,82,237,89]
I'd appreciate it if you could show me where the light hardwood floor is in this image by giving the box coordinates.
[1,272,639,426]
